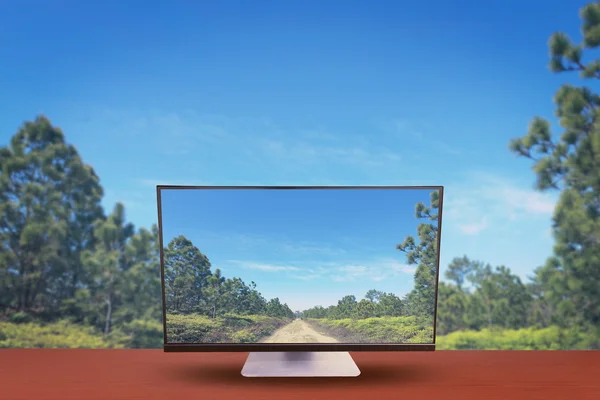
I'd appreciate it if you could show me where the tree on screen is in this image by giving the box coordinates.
[508,2,600,332]
[365,289,384,302]
[203,268,226,318]
[163,235,212,313]
[396,189,440,318]
[376,292,404,316]
[227,279,268,315]
[335,295,358,318]
[353,299,377,319]
[266,297,295,319]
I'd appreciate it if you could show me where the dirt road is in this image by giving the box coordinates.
[262,319,339,343]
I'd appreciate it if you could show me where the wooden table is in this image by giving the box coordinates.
[0,350,598,399]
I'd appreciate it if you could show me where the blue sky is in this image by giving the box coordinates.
[160,187,437,311]
[0,1,588,289]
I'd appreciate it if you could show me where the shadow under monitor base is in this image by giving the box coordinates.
[241,351,361,377]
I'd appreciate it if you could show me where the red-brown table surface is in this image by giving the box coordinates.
[0,350,598,400]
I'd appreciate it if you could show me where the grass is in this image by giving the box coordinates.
[166,313,291,343]
[306,316,434,343]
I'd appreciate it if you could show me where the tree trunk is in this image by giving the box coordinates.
[71,264,79,298]
[486,297,492,329]
[23,279,31,311]
[105,292,113,335]
[18,260,27,311]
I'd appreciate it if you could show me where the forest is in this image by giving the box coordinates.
[163,235,296,343]
[1,3,599,349]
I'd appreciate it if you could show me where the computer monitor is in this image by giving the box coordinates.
[157,186,444,377]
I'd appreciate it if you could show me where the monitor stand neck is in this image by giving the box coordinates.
[241,351,360,377]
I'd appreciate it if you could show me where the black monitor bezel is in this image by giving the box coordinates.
[157,185,444,352]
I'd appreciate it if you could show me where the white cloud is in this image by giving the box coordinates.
[458,218,488,235]
[328,259,415,282]
[389,261,417,274]
[91,108,405,170]
[371,275,388,282]
[495,185,555,215]
[259,138,402,167]
[443,172,557,236]
[290,273,322,281]
[102,188,148,211]
[338,265,368,274]
[390,118,461,156]
[280,241,348,256]
[228,260,301,272]
[331,275,355,282]
[225,257,416,283]
[188,230,348,257]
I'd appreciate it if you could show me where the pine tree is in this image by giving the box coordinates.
[396,189,441,318]
[508,2,600,334]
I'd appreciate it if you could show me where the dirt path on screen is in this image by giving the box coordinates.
[261,319,339,343]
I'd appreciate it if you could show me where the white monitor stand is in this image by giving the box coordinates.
[241,351,361,377]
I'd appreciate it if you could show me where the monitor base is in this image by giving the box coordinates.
[241,351,361,377]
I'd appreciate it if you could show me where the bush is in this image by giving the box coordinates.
[166,314,217,343]
[165,313,290,343]
[231,329,257,343]
[112,319,164,348]
[0,321,119,348]
[307,316,434,343]
[8,312,32,324]
[436,326,596,350]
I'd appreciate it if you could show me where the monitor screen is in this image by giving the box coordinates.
[157,186,443,351]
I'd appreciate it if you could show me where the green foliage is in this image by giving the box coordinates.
[436,282,469,334]
[8,312,32,324]
[83,203,135,335]
[307,316,434,344]
[116,319,164,348]
[353,299,377,319]
[437,326,597,350]
[265,297,296,319]
[166,313,217,343]
[302,290,404,320]
[0,321,120,348]
[437,257,538,335]
[231,329,258,343]
[166,313,289,343]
